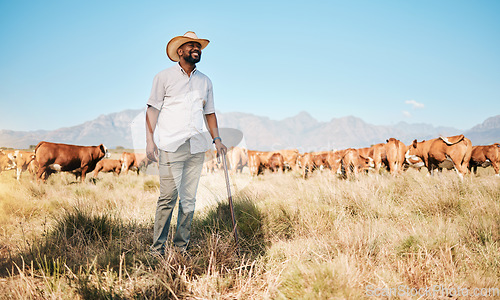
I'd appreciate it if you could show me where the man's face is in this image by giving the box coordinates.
[178,41,202,64]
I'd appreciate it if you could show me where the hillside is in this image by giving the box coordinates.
[465,115,500,145]
[1,110,498,150]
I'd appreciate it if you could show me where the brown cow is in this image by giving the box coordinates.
[277,149,300,171]
[35,141,109,182]
[298,152,312,179]
[120,152,150,175]
[0,150,15,173]
[403,155,425,172]
[384,138,407,175]
[406,134,472,179]
[229,146,248,173]
[247,150,284,176]
[93,159,122,177]
[12,150,36,181]
[468,143,500,176]
[326,150,345,175]
[299,151,331,179]
[312,151,331,169]
[341,148,375,179]
[28,159,38,175]
[358,143,387,172]
[268,152,285,173]
[248,150,262,176]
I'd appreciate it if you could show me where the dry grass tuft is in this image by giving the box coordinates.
[0,168,499,298]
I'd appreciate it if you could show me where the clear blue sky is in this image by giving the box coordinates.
[1,0,498,132]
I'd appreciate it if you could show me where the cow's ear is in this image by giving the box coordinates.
[100,144,106,153]
[386,139,389,143]
[412,140,418,147]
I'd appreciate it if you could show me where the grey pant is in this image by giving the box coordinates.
[152,139,205,253]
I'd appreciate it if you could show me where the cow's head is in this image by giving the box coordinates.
[100,144,111,158]
[7,152,16,160]
[406,156,424,168]
[6,152,17,170]
[405,139,422,163]
[0,151,16,170]
[360,155,375,169]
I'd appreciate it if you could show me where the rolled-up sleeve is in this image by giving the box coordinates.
[147,73,165,110]
[203,78,215,114]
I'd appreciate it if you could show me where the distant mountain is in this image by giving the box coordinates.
[219,112,462,151]
[0,110,498,151]
[0,130,50,149]
[465,115,500,145]
[0,110,141,149]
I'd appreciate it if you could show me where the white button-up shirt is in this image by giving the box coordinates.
[147,63,215,153]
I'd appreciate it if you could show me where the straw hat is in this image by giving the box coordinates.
[166,31,210,62]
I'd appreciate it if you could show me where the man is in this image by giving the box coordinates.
[146,31,226,255]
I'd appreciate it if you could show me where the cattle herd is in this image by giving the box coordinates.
[0,141,152,182]
[207,134,500,180]
[0,135,498,183]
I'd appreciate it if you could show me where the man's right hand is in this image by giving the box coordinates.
[146,141,159,162]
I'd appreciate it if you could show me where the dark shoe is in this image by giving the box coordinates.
[149,248,165,258]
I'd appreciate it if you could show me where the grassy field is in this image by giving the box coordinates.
[0,166,499,299]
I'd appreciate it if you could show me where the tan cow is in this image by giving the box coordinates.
[0,150,15,173]
[35,141,109,182]
[229,147,248,173]
[203,150,218,174]
[468,143,500,176]
[120,152,150,175]
[341,148,375,179]
[11,150,36,181]
[406,134,472,179]
[93,159,122,177]
[384,138,407,175]
[326,150,345,175]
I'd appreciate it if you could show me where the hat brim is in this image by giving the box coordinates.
[166,36,209,62]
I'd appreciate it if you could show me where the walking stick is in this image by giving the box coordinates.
[221,151,240,255]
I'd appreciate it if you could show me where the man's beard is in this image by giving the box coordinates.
[185,52,201,64]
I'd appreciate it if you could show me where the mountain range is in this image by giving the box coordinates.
[0,109,498,151]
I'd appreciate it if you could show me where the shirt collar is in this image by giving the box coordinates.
[177,62,197,76]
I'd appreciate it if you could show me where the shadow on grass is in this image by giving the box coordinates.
[0,194,267,299]
[191,193,267,258]
[1,206,153,276]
